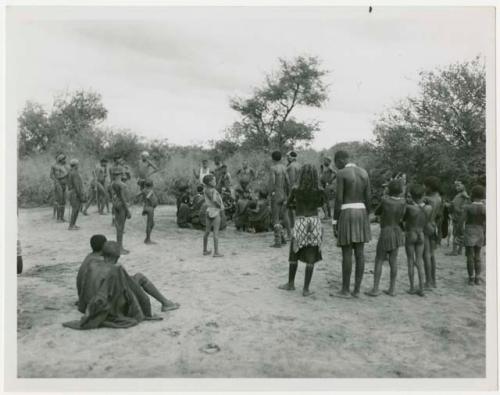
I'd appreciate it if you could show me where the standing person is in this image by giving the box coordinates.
[202,174,224,258]
[462,185,486,285]
[137,151,159,191]
[278,164,324,297]
[333,150,371,298]
[67,159,86,230]
[446,180,470,256]
[193,159,212,185]
[365,180,406,297]
[401,184,430,297]
[110,165,131,255]
[138,180,159,244]
[50,154,69,222]
[83,159,109,216]
[108,156,123,227]
[286,151,301,228]
[213,158,224,186]
[320,157,336,220]
[216,164,232,193]
[269,151,291,248]
[236,160,256,185]
[423,176,443,289]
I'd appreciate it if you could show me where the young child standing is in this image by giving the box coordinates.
[366,180,406,297]
[139,180,159,244]
[203,174,224,258]
[402,184,430,297]
[462,185,486,285]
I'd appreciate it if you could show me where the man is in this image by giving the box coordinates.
[269,151,291,248]
[50,154,69,222]
[286,151,301,227]
[236,160,256,185]
[137,151,159,191]
[446,180,470,256]
[320,157,337,220]
[110,162,131,254]
[333,150,371,298]
[193,159,212,185]
[65,241,179,330]
[67,159,85,230]
[83,159,109,215]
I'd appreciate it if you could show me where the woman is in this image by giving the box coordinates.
[279,164,324,296]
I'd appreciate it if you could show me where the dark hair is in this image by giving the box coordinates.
[409,183,425,200]
[247,201,257,210]
[100,158,108,163]
[181,195,190,204]
[203,174,215,186]
[197,185,204,193]
[471,185,485,200]
[387,179,402,196]
[145,180,153,187]
[423,176,440,193]
[258,190,268,199]
[271,151,282,161]
[323,157,332,164]
[334,150,349,162]
[90,234,107,253]
[297,164,319,192]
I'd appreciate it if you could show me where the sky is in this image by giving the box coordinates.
[7,6,495,149]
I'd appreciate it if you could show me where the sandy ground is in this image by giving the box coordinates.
[17,205,485,378]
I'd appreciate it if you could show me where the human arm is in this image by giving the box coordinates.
[364,174,372,215]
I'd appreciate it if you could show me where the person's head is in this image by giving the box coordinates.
[221,164,227,174]
[181,195,190,205]
[144,180,153,189]
[90,234,107,253]
[240,179,249,190]
[271,150,282,162]
[297,163,319,191]
[100,158,108,167]
[323,157,332,167]
[387,179,403,197]
[423,176,440,194]
[334,150,349,170]
[287,151,297,163]
[113,155,121,164]
[247,201,257,210]
[141,151,149,160]
[102,241,121,263]
[214,157,221,166]
[471,185,485,201]
[203,174,216,188]
[202,159,208,168]
[197,185,204,194]
[409,183,425,202]
[454,180,465,193]
[258,190,268,200]
[70,158,79,169]
[242,160,248,168]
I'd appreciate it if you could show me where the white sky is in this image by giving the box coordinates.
[7,6,495,149]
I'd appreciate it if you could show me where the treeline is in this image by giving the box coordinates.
[17,56,486,207]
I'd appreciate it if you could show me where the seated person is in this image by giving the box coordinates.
[235,179,252,201]
[234,191,250,231]
[248,190,271,233]
[176,184,190,211]
[64,241,179,330]
[177,195,192,228]
[190,185,205,228]
[76,234,107,301]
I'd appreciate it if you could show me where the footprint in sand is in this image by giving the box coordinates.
[199,343,220,354]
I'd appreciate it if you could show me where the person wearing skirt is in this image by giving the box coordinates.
[279,164,324,297]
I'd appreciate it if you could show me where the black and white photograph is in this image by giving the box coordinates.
[3,2,498,391]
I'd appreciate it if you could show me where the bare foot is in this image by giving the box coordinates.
[145,314,163,321]
[302,290,314,297]
[82,212,89,216]
[269,244,282,248]
[203,250,212,256]
[278,283,295,291]
[365,290,381,297]
[416,289,425,297]
[431,282,437,288]
[424,282,432,290]
[406,289,416,295]
[144,240,157,245]
[161,303,180,312]
[350,291,360,298]
[474,277,481,285]
[332,290,352,299]
[120,248,130,255]
[213,253,224,258]
[383,290,395,296]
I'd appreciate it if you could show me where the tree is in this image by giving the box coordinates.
[228,56,328,151]
[18,101,52,156]
[374,56,485,195]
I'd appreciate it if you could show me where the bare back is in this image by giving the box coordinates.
[335,165,371,216]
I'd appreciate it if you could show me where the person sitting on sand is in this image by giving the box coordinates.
[248,190,271,233]
[190,185,205,228]
[234,190,250,231]
[65,241,179,330]
[461,185,486,285]
[203,174,224,257]
[177,195,192,229]
[366,180,406,297]
[76,234,107,304]
[279,164,325,297]
[401,184,430,297]
[333,150,371,298]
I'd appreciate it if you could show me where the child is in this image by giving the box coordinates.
[202,174,224,257]
[139,180,159,244]
[190,185,205,229]
[402,184,430,297]
[234,190,250,231]
[248,191,271,233]
[462,185,486,285]
[366,180,406,297]
[423,176,443,288]
[177,195,192,228]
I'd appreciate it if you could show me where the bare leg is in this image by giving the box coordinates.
[134,273,179,311]
[203,217,212,255]
[474,246,482,284]
[339,245,353,296]
[303,263,315,296]
[414,242,425,296]
[145,211,155,244]
[366,255,383,297]
[279,261,297,291]
[352,243,365,297]
[384,248,398,296]
[465,246,474,284]
[430,239,437,287]
[405,243,415,294]
[115,208,128,254]
[423,235,432,288]
[212,214,223,257]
